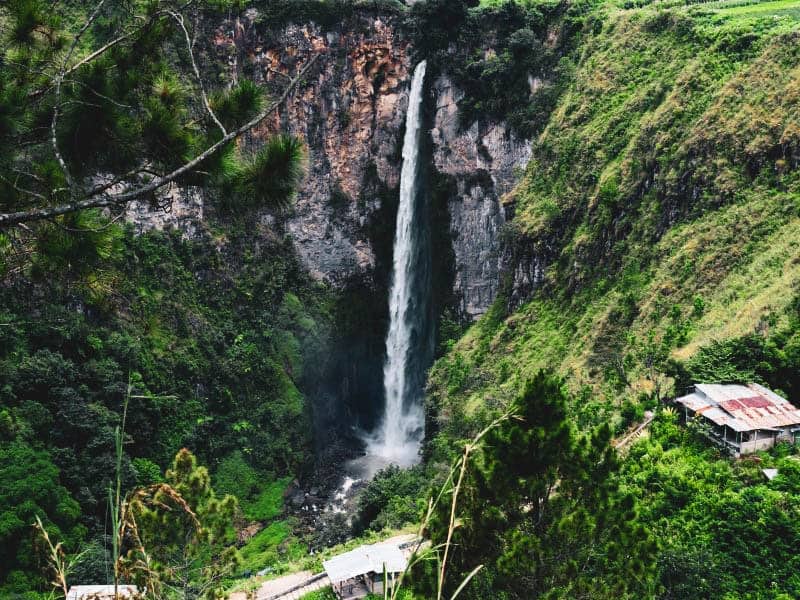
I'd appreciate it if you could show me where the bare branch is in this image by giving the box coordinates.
[62,30,133,79]
[0,53,322,227]
[50,0,110,194]
[0,173,47,202]
[27,4,160,101]
[49,209,127,232]
[167,9,227,136]
[66,0,110,67]
[50,76,75,192]
[266,67,292,82]
[66,77,134,108]
[85,167,163,198]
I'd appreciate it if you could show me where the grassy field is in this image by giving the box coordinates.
[615,0,800,20]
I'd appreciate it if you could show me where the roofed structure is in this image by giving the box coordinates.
[675,383,800,456]
[323,542,407,583]
[323,542,408,598]
[66,586,139,600]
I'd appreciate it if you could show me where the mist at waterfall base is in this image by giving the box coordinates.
[355,60,433,479]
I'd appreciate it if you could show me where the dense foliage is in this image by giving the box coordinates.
[354,464,427,533]
[0,222,332,593]
[416,373,657,599]
[124,449,241,599]
[404,0,594,137]
[0,0,339,588]
[424,1,800,599]
[428,0,800,439]
[620,411,800,599]
[2,0,800,598]
[0,442,84,592]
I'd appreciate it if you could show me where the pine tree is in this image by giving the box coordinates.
[419,371,658,599]
[0,0,317,234]
[122,448,240,599]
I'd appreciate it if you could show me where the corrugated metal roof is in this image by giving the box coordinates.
[323,543,408,583]
[701,407,750,431]
[749,382,789,405]
[681,383,800,432]
[676,393,711,412]
[696,384,757,403]
[366,543,407,574]
[66,586,138,600]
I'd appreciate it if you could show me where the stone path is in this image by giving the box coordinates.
[614,410,655,452]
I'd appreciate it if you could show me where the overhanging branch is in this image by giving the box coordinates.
[0,53,321,227]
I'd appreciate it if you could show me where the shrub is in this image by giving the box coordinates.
[355,465,427,532]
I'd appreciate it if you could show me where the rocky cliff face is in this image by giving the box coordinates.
[214,10,411,284]
[431,75,531,317]
[205,9,532,316]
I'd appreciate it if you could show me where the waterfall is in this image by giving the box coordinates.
[367,60,432,467]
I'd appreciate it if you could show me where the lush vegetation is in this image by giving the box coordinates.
[422,0,800,598]
[404,0,590,137]
[3,0,800,598]
[416,373,658,599]
[620,411,800,599]
[428,0,800,437]
[122,449,242,599]
[0,0,341,591]
[0,221,333,594]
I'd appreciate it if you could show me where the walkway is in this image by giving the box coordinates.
[260,572,330,599]
[613,410,655,452]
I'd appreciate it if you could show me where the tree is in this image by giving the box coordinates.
[0,0,316,233]
[121,448,240,599]
[355,464,425,533]
[0,441,83,589]
[417,372,658,599]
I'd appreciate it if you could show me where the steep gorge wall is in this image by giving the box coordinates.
[431,75,531,317]
[121,7,536,443]
[211,9,532,317]
[427,10,800,448]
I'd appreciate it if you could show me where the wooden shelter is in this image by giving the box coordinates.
[676,383,800,456]
[322,542,408,599]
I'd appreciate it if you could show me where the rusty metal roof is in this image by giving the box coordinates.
[676,384,800,432]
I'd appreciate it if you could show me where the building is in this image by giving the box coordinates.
[322,542,408,599]
[675,383,800,456]
[66,586,139,600]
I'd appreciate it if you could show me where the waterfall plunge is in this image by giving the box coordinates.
[367,60,432,468]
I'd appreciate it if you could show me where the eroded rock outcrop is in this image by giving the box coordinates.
[215,11,411,284]
[431,75,532,317]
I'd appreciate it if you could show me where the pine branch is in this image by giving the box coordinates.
[50,0,110,195]
[27,0,201,100]
[0,54,321,227]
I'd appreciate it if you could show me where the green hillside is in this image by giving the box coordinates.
[429,0,800,437]
[2,0,800,598]
[421,3,800,598]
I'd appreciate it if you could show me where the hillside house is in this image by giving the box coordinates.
[675,383,800,456]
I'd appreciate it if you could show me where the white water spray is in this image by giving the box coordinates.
[367,60,431,468]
